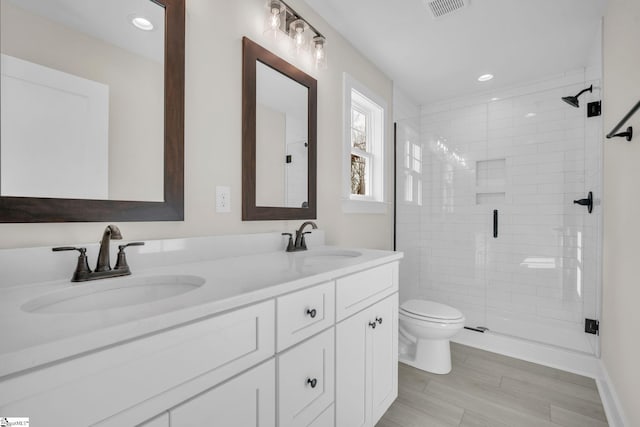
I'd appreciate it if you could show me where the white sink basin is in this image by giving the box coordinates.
[296,249,362,265]
[22,275,205,314]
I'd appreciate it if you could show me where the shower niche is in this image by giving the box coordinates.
[475,159,505,205]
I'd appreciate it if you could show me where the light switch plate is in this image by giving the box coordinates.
[215,186,231,213]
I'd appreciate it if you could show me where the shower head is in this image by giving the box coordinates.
[562,95,580,108]
[562,85,593,108]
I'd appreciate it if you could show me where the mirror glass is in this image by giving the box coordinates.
[255,62,308,208]
[0,0,164,202]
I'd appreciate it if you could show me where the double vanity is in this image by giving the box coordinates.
[0,232,401,427]
[0,2,400,425]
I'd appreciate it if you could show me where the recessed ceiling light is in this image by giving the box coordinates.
[131,16,154,31]
[525,112,537,118]
[478,74,494,82]
[490,97,500,102]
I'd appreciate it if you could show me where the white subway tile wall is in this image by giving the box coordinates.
[395,72,602,355]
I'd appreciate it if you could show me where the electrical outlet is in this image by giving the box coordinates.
[216,186,231,213]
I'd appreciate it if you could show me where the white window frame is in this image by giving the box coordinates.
[342,73,387,214]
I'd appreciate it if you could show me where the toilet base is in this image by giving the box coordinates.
[399,338,452,374]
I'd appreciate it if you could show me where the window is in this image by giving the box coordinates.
[343,74,386,213]
[403,138,422,206]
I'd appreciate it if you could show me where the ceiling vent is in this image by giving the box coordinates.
[425,0,468,19]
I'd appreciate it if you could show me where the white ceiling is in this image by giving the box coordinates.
[303,0,607,105]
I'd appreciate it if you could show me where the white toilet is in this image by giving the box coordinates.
[399,299,465,374]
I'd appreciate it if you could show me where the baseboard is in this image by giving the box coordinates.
[596,361,629,427]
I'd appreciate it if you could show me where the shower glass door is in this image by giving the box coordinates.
[482,82,602,355]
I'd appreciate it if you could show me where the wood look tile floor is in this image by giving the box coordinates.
[376,343,608,427]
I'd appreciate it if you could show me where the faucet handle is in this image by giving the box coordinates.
[281,233,294,252]
[115,242,145,271]
[52,246,91,282]
[118,242,145,250]
[300,231,313,250]
[52,246,85,253]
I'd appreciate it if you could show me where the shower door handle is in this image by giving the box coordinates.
[573,191,593,214]
[493,210,498,238]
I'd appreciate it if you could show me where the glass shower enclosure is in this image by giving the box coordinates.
[395,77,603,356]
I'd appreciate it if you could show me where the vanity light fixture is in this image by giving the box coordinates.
[264,0,285,39]
[289,19,310,53]
[262,0,328,69]
[131,16,154,31]
[313,36,327,69]
[477,73,494,82]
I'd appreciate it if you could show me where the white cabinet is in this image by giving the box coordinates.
[278,328,335,427]
[137,413,168,427]
[2,300,275,427]
[336,294,398,427]
[170,359,276,427]
[308,404,334,427]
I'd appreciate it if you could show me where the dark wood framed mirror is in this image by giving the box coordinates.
[0,0,184,223]
[242,37,317,221]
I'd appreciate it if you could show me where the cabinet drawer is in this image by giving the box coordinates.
[170,359,275,427]
[277,281,335,351]
[309,404,334,427]
[278,328,335,427]
[336,262,398,321]
[1,301,275,427]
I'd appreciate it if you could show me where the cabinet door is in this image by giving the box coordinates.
[336,307,371,427]
[170,359,275,427]
[278,328,335,427]
[137,413,168,427]
[336,293,398,427]
[370,295,398,424]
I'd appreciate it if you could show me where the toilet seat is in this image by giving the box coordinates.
[400,299,464,323]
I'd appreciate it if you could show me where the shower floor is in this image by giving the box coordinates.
[376,343,608,427]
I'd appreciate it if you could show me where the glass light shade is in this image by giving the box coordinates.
[264,0,284,39]
[313,36,327,69]
[289,19,310,54]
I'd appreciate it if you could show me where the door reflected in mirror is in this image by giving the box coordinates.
[0,0,164,202]
[255,62,309,208]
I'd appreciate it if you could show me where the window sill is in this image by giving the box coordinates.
[342,198,389,214]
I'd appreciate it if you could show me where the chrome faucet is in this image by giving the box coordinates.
[282,221,318,252]
[53,225,145,282]
[96,224,122,272]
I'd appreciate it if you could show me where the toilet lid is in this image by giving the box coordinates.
[400,299,463,320]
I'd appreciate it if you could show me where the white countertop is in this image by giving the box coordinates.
[0,245,402,378]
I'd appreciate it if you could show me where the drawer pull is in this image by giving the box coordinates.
[376,317,383,325]
[368,321,377,329]
[307,378,318,388]
[306,308,317,318]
